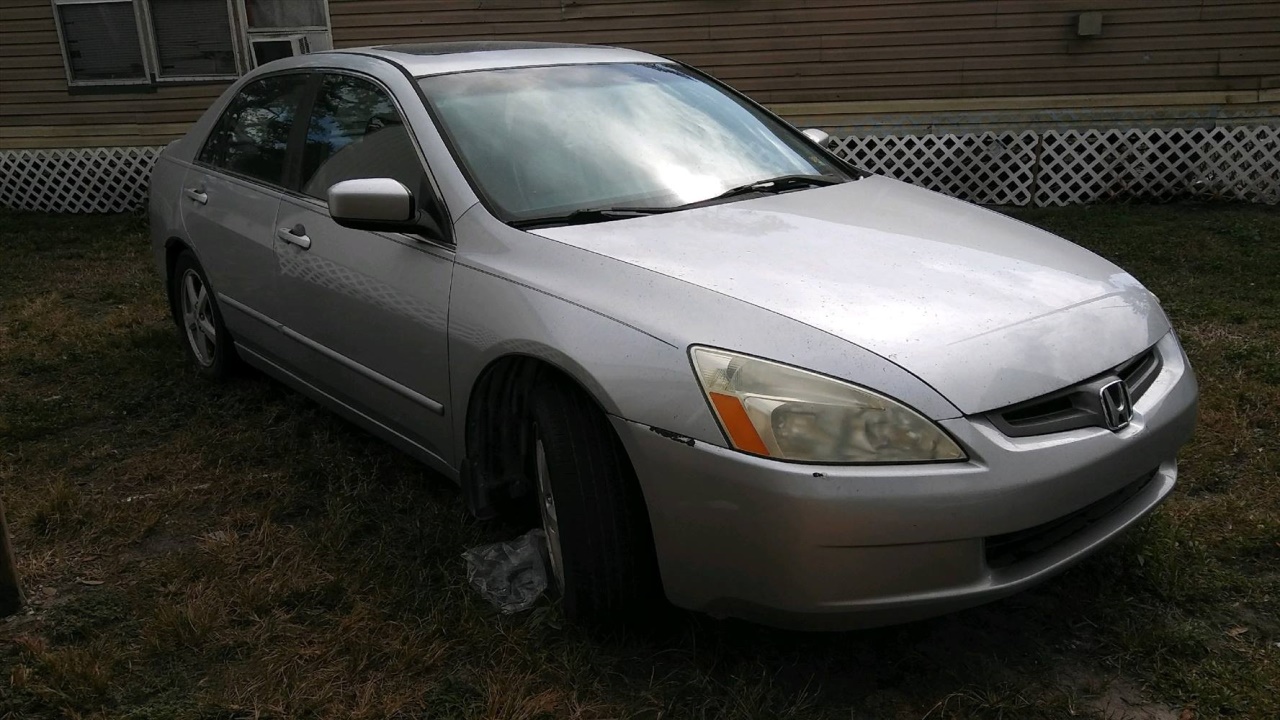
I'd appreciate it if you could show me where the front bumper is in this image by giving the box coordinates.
[612,332,1198,629]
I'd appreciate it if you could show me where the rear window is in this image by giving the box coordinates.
[198,74,310,186]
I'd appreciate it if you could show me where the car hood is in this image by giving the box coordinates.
[531,175,1169,414]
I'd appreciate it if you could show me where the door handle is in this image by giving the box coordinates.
[277,225,311,250]
[183,188,208,204]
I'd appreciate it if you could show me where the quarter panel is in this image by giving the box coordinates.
[147,152,189,278]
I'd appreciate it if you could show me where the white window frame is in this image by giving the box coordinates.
[51,0,330,88]
[51,0,153,88]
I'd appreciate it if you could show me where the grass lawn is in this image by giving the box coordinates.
[1,203,1277,719]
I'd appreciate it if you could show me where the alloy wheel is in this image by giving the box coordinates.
[533,430,566,590]
[180,269,216,367]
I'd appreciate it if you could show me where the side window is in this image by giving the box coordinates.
[300,74,426,200]
[198,74,310,186]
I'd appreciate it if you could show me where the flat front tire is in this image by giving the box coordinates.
[528,374,662,625]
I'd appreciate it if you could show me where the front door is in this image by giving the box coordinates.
[180,72,311,357]
[270,72,456,465]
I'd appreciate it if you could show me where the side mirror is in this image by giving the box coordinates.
[327,178,443,239]
[802,128,832,147]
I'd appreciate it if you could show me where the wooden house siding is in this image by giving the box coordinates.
[1,0,1277,149]
[0,0,226,149]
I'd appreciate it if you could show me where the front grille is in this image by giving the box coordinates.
[988,345,1162,438]
[984,470,1156,569]
[1117,346,1161,399]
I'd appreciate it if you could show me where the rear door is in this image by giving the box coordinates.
[181,72,311,357]
[270,71,456,465]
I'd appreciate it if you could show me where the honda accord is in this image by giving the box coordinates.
[148,42,1198,629]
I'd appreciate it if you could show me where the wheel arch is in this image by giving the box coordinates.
[163,237,194,320]
[459,351,636,520]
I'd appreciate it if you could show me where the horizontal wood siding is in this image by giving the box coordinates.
[328,0,1280,103]
[2,0,1277,148]
[0,0,228,148]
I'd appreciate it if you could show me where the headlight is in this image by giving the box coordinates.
[690,347,966,464]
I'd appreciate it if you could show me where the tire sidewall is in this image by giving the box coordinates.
[528,378,662,623]
[528,407,590,618]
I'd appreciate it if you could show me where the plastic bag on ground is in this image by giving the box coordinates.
[463,528,549,614]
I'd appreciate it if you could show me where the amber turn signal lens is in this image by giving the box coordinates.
[708,391,770,456]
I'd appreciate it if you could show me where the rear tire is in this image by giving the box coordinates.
[528,373,663,625]
[170,250,237,380]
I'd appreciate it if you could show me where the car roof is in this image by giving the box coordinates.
[329,41,670,77]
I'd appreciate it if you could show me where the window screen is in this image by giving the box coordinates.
[150,0,236,78]
[198,74,309,186]
[57,1,147,82]
[300,74,425,200]
[246,0,326,29]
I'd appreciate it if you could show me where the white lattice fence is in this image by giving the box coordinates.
[834,131,1040,206]
[832,126,1278,207]
[0,146,161,213]
[1,127,1276,213]
[1194,126,1280,204]
[1035,126,1279,205]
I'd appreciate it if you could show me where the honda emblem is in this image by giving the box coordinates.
[1099,379,1133,431]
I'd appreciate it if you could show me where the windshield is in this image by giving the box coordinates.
[418,63,852,223]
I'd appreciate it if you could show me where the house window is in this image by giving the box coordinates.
[245,0,325,29]
[149,0,238,79]
[244,0,330,69]
[52,0,150,85]
[51,0,331,88]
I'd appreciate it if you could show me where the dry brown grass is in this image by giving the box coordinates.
[1,204,1277,719]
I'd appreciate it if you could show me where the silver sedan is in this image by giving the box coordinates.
[148,42,1198,629]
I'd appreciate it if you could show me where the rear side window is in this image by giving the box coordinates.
[300,74,425,200]
[198,74,310,186]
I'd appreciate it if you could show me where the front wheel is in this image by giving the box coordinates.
[528,374,663,624]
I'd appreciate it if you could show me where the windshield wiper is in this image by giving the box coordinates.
[705,174,844,203]
[509,206,674,230]
[508,174,844,229]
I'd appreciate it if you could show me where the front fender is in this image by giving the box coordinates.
[447,260,716,465]
[447,206,962,466]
